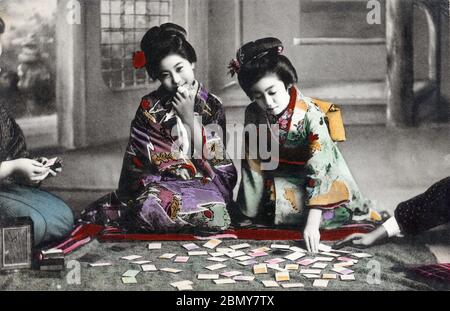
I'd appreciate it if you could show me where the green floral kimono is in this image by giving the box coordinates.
[236,86,376,229]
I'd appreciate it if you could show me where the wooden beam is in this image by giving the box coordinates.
[386,0,414,127]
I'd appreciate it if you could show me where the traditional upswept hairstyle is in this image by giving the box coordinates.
[234,37,298,99]
[140,23,197,80]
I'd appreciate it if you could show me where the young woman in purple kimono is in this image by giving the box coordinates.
[80,23,237,233]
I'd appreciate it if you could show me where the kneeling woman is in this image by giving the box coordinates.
[80,23,237,232]
[233,37,379,252]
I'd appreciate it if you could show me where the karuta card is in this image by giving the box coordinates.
[313,279,329,288]
[303,274,321,279]
[221,271,243,278]
[182,243,199,251]
[322,273,337,279]
[265,258,285,264]
[131,260,151,265]
[171,280,193,287]
[290,246,307,253]
[284,252,305,261]
[174,256,189,263]
[300,269,322,274]
[251,246,271,253]
[214,279,236,285]
[122,270,140,277]
[141,264,157,272]
[216,247,233,254]
[281,283,304,288]
[89,262,112,267]
[253,263,268,274]
[160,268,182,273]
[188,251,208,256]
[147,243,161,250]
[197,273,220,280]
[121,277,137,284]
[205,263,227,271]
[267,264,286,272]
[270,244,291,250]
[230,243,251,250]
[207,257,228,262]
[320,252,340,257]
[313,256,334,262]
[332,267,354,275]
[121,255,143,261]
[261,280,279,288]
[285,264,299,270]
[352,253,373,258]
[249,251,269,258]
[311,262,328,269]
[159,253,176,259]
[275,271,290,282]
[235,255,253,261]
[297,258,315,266]
[176,284,193,291]
[225,251,246,258]
[203,239,222,249]
[334,261,355,268]
[233,275,255,281]
[209,252,226,257]
[238,259,258,266]
[318,243,332,252]
[338,256,358,263]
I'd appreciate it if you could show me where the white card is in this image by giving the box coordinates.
[313,256,334,262]
[253,263,268,274]
[206,263,227,271]
[131,260,151,265]
[160,268,182,273]
[188,251,208,256]
[230,243,251,250]
[207,257,228,262]
[300,269,322,274]
[270,244,291,249]
[176,284,193,291]
[267,264,286,272]
[225,251,246,258]
[209,252,225,257]
[265,258,286,264]
[174,256,189,263]
[284,252,305,261]
[340,274,356,281]
[122,270,140,277]
[121,277,137,284]
[262,280,279,288]
[214,279,236,284]
[235,255,253,261]
[251,247,271,253]
[159,253,176,259]
[331,266,354,275]
[203,239,222,249]
[249,251,269,258]
[147,243,161,250]
[197,273,220,280]
[89,262,112,267]
[311,262,328,269]
[290,246,307,253]
[233,275,255,281]
[313,279,329,288]
[182,243,199,251]
[281,283,304,288]
[216,247,233,254]
[297,258,316,266]
[319,252,340,257]
[170,280,193,287]
[303,274,321,279]
[352,253,373,258]
[318,243,332,252]
[121,255,143,261]
[141,264,157,272]
[221,271,243,278]
[238,259,258,266]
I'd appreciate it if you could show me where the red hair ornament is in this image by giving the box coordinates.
[133,51,147,69]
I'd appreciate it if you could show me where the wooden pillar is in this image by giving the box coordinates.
[386,0,414,127]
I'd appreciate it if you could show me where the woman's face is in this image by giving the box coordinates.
[158,54,195,93]
[250,73,290,115]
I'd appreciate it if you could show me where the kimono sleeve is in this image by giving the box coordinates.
[304,106,351,210]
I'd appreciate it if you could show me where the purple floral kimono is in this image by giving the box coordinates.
[80,83,237,232]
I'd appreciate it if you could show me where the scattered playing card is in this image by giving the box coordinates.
[182,243,199,251]
[313,256,334,262]
[197,274,220,280]
[207,257,228,262]
[221,271,243,278]
[170,280,193,287]
[174,256,189,263]
[285,264,299,270]
[251,246,271,253]
[122,277,137,284]
[265,258,286,265]
[320,252,340,257]
[334,261,355,268]
[203,239,222,249]
[261,280,279,288]
[275,271,290,282]
[121,255,143,261]
[284,252,305,261]
[216,247,233,254]
[160,268,182,273]
[230,243,251,250]
[131,260,151,265]
[322,273,337,279]
[331,266,354,275]
[311,262,328,269]
[338,257,358,263]
[89,262,112,267]
[235,255,253,261]
[290,246,307,253]
[233,275,255,281]
[271,244,291,250]
[141,264,157,272]
[159,253,176,259]
[300,269,322,274]
[176,284,193,291]
[352,253,373,258]
[267,264,286,272]
[209,252,225,257]
[340,274,356,281]
[206,263,227,271]
[214,279,236,285]
[318,243,332,252]
[249,251,269,258]
[188,251,208,256]
[313,279,329,288]
[148,243,162,250]
[281,283,304,288]
[122,270,140,278]
[297,259,315,266]
[303,274,321,279]
[238,259,258,266]
[253,263,268,274]
[225,251,246,258]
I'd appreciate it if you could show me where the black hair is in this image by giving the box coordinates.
[236,37,298,99]
[140,23,197,80]
[0,17,5,34]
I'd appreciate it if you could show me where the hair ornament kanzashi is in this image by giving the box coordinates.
[228,59,241,77]
[133,51,147,69]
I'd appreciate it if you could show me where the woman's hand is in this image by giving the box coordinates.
[303,208,323,253]
[336,226,388,248]
[172,88,195,128]
[10,158,51,184]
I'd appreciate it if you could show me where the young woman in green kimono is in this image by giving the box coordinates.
[231,37,380,253]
